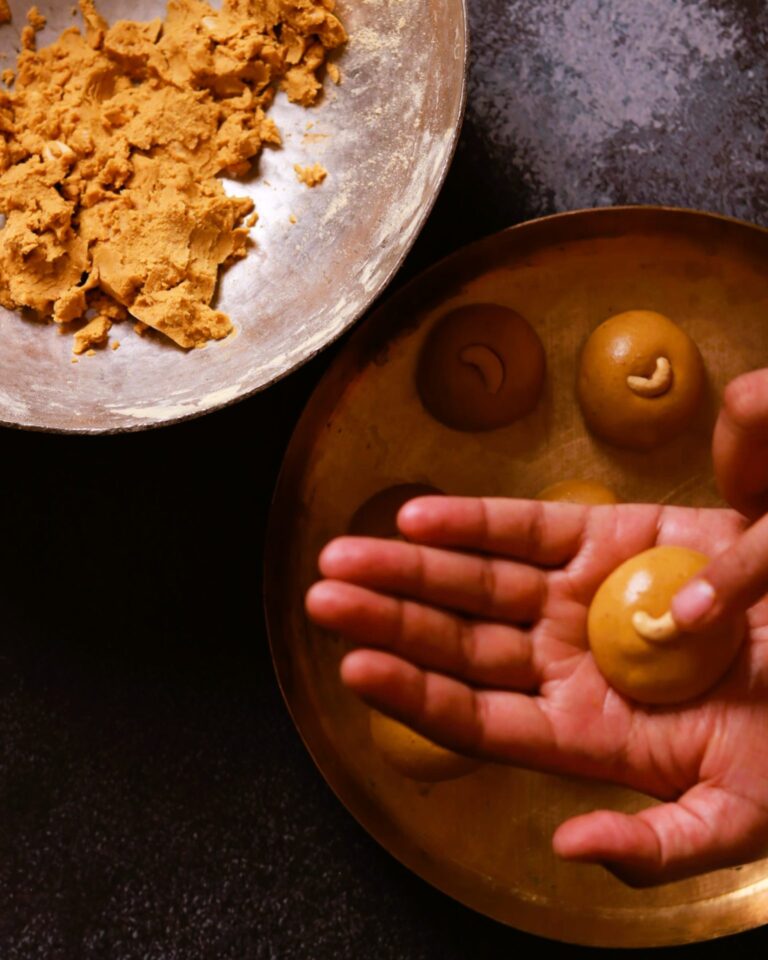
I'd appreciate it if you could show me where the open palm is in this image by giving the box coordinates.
[305,496,768,886]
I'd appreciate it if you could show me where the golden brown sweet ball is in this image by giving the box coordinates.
[369,710,480,782]
[536,479,619,505]
[348,484,441,539]
[348,493,481,782]
[588,546,745,705]
[417,304,546,431]
[577,310,706,450]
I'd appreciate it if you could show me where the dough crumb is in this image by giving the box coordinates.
[1,69,13,86]
[20,5,45,48]
[327,63,341,85]
[73,315,112,354]
[0,0,10,24]
[85,349,96,357]
[294,163,328,187]
[289,213,297,224]
[26,6,46,30]
[0,0,347,354]
[246,212,259,228]
[111,340,120,351]
[133,321,148,337]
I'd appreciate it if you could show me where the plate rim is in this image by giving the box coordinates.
[264,205,768,947]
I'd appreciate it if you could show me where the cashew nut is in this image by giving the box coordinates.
[42,140,75,165]
[632,609,680,643]
[459,344,505,395]
[627,356,673,398]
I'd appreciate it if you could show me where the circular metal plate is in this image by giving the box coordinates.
[0,0,466,433]
[265,207,768,948]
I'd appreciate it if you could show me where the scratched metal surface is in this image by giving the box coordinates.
[467,0,767,219]
[0,0,466,432]
[409,0,768,272]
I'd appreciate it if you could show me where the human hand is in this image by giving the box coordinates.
[305,496,768,886]
[713,369,768,521]
[673,369,768,632]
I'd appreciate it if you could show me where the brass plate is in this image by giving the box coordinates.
[265,207,768,947]
[0,0,466,433]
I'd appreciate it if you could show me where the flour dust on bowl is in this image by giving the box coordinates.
[0,0,467,432]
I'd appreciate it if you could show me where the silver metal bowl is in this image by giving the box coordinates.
[0,0,467,432]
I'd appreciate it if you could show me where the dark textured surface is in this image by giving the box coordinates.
[3,0,768,956]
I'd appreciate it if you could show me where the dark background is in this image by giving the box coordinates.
[2,0,768,956]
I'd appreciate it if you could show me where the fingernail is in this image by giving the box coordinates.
[397,501,423,528]
[672,579,716,627]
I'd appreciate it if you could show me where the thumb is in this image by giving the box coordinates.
[670,512,768,631]
[713,370,768,520]
[553,784,766,887]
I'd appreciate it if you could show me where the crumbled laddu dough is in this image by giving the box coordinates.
[0,0,346,350]
[0,0,10,25]
[1,69,13,87]
[294,162,327,186]
[73,314,112,354]
[26,6,45,30]
[20,4,45,50]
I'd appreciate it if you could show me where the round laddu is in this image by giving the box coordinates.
[417,304,546,431]
[368,710,480,783]
[577,310,706,449]
[588,546,745,706]
[348,484,441,539]
[536,479,618,505]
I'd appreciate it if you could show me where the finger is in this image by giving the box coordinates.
[340,649,603,771]
[397,496,588,567]
[553,783,768,886]
[671,511,768,631]
[318,536,545,623]
[306,581,538,689]
[713,370,768,520]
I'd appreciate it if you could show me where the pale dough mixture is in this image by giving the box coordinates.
[0,0,346,350]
